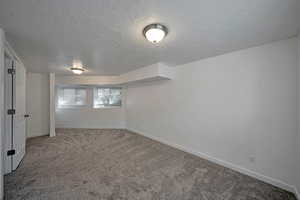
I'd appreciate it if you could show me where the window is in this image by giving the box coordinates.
[57,88,87,108]
[93,88,122,108]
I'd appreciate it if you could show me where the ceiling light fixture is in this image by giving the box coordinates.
[143,23,168,44]
[70,67,84,75]
[70,60,85,75]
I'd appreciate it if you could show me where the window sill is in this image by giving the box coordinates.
[93,106,122,109]
[57,105,88,109]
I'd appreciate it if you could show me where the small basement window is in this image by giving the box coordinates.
[93,88,122,108]
[57,88,87,108]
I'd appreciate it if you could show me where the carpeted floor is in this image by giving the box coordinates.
[4,129,296,200]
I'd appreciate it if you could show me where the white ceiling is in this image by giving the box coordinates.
[0,0,299,75]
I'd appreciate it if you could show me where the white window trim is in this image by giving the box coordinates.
[56,87,88,109]
[93,87,122,109]
[56,86,123,109]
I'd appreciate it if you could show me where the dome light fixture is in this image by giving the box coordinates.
[70,67,84,75]
[70,60,85,75]
[143,23,168,44]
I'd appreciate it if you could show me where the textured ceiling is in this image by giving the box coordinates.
[0,0,299,75]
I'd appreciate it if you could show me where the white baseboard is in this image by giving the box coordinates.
[27,132,49,138]
[127,128,299,199]
[55,124,126,129]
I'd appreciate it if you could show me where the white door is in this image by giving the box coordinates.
[13,60,26,169]
[4,56,26,174]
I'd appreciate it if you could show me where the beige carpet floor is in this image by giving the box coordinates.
[4,129,297,200]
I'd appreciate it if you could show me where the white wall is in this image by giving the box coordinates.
[126,38,298,192]
[296,34,300,196]
[55,88,126,129]
[26,72,49,138]
[0,28,5,200]
[54,65,174,130]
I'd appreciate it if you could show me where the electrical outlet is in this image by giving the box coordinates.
[249,156,256,163]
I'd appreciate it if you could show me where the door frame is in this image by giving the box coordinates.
[3,41,26,174]
[4,52,14,174]
[0,27,5,200]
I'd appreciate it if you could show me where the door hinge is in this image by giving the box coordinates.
[7,149,15,156]
[7,68,15,74]
[7,109,15,115]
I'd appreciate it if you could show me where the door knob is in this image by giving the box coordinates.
[24,114,30,118]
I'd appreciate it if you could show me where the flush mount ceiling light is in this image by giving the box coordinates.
[143,23,168,44]
[70,67,84,75]
[70,60,85,75]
